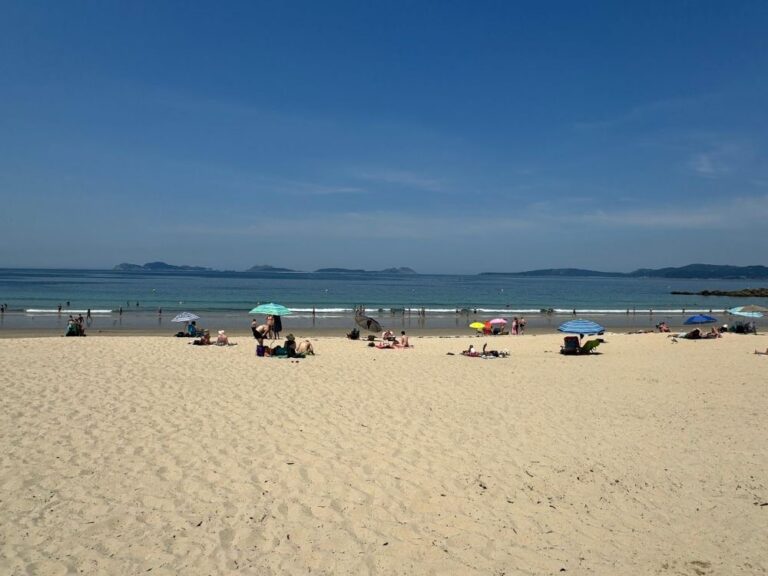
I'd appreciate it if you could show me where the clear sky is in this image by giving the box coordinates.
[1,1,767,273]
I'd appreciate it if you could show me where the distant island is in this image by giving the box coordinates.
[670,288,768,297]
[114,261,211,272]
[314,267,417,274]
[482,268,625,278]
[244,265,297,273]
[481,263,768,280]
[113,262,417,274]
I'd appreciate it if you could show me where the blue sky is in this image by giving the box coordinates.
[1,1,767,273]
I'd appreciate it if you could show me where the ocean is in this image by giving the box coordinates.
[1,268,766,333]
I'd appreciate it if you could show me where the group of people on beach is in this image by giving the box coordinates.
[461,343,509,358]
[65,314,87,337]
[256,333,315,358]
[375,329,410,348]
[190,329,232,346]
[251,315,282,341]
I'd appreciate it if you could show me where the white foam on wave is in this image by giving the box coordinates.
[25,309,113,314]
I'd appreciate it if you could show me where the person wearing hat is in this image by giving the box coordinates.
[216,330,230,346]
[283,333,298,357]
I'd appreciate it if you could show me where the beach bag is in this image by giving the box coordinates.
[256,345,266,357]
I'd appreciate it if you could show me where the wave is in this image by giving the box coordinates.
[21,306,723,316]
[25,309,113,314]
[291,306,719,315]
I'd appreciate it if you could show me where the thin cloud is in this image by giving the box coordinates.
[354,169,444,192]
[179,194,768,242]
[686,141,751,179]
[573,94,717,132]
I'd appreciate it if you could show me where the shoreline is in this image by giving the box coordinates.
[1,308,755,339]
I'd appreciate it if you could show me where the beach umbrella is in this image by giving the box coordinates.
[355,313,382,332]
[728,306,764,318]
[729,304,767,316]
[558,319,604,335]
[489,318,508,325]
[469,322,485,329]
[735,304,768,312]
[249,303,293,316]
[684,314,718,325]
[171,311,200,323]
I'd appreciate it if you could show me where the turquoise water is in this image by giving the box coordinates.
[1,268,766,332]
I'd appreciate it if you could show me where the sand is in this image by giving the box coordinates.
[1,332,767,575]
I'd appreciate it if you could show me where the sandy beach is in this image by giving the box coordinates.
[1,332,767,575]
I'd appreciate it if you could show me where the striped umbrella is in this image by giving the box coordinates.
[728,305,766,318]
[171,311,200,323]
[558,319,604,335]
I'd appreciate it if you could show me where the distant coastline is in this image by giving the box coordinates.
[69,261,768,280]
[480,263,768,280]
[113,262,418,275]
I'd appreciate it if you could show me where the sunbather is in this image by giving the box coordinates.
[216,330,230,345]
[755,348,768,355]
[191,330,211,345]
[481,343,508,357]
[297,340,315,355]
[462,344,480,357]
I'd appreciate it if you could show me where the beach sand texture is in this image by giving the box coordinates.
[1,334,766,575]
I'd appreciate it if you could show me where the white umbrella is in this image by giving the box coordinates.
[172,312,200,323]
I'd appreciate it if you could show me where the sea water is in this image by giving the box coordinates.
[0,268,766,333]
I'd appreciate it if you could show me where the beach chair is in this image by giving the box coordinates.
[560,336,581,355]
[579,339,602,354]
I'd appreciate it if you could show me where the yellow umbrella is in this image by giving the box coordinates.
[469,322,485,329]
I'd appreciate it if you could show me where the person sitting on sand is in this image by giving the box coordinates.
[382,329,395,341]
[297,340,315,355]
[283,334,298,357]
[462,344,480,357]
[192,330,211,345]
[216,330,230,346]
[398,331,410,347]
[657,321,670,333]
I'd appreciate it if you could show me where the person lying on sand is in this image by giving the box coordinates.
[462,344,480,357]
[480,343,509,358]
[755,348,768,355]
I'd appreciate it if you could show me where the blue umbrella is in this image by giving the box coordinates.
[684,314,717,325]
[249,303,293,316]
[558,319,604,335]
